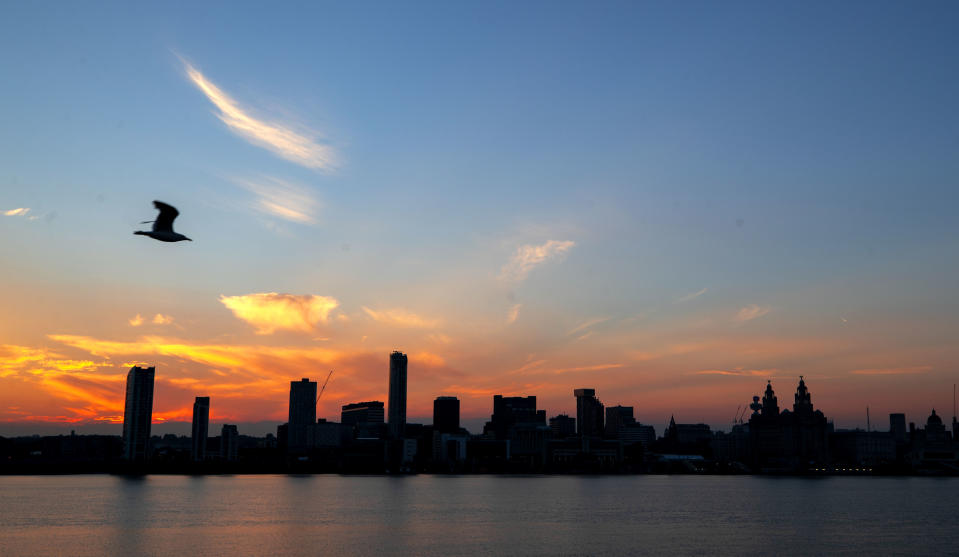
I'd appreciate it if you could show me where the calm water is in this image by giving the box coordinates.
[1,475,956,556]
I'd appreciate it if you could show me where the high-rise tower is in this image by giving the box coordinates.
[574,388,604,437]
[191,396,210,462]
[288,378,317,451]
[388,351,408,439]
[122,365,155,462]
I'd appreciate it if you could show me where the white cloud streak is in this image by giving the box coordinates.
[677,288,708,303]
[183,61,336,170]
[735,304,772,322]
[499,240,575,282]
[233,175,320,224]
[4,208,30,217]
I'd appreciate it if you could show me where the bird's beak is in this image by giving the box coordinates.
[186,237,193,242]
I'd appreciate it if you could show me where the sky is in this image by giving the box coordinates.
[2,1,958,436]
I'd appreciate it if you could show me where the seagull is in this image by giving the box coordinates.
[134,201,192,242]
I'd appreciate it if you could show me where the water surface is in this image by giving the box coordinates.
[1,475,955,556]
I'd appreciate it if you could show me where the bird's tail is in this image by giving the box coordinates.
[134,231,148,235]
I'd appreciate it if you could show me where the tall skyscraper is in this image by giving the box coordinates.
[191,396,210,462]
[388,351,408,439]
[288,378,317,451]
[433,396,460,433]
[574,388,604,437]
[122,365,155,462]
[220,424,239,461]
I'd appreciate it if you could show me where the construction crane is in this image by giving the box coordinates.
[316,369,334,404]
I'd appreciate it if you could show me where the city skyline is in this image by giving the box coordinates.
[3,2,959,435]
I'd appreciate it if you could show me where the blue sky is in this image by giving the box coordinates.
[2,2,958,433]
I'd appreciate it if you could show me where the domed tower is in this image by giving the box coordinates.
[761,381,779,416]
[794,376,813,414]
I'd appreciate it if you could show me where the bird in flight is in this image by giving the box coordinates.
[134,201,192,242]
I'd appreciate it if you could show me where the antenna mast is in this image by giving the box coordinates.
[866,406,871,432]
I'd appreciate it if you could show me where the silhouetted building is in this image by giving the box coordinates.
[433,432,469,468]
[619,422,656,447]
[484,395,545,440]
[890,413,907,444]
[666,416,712,445]
[907,409,958,471]
[313,419,351,448]
[191,396,210,462]
[574,388,604,437]
[433,396,460,434]
[549,414,576,438]
[342,401,385,438]
[220,424,238,461]
[831,429,895,467]
[288,378,317,452]
[749,377,830,472]
[122,366,155,462]
[605,405,636,438]
[388,351,408,439]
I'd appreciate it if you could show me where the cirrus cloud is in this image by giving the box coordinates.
[362,306,442,329]
[183,61,336,171]
[735,304,772,322]
[220,293,339,334]
[499,240,575,283]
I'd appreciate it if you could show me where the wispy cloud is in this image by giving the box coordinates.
[362,307,441,329]
[568,317,610,337]
[232,175,320,224]
[735,304,772,322]
[128,314,144,327]
[694,368,778,377]
[499,240,575,282]
[677,288,708,303]
[183,61,336,170]
[152,314,174,325]
[506,304,522,325]
[4,208,30,217]
[220,293,339,334]
[552,363,624,374]
[850,365,932,376]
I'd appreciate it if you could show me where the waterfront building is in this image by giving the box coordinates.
[889,413,907,443]
[484,395,545,440]
[288,378,317,452]
[388,351,408,439]
[574,388,604,437]
[342,401,386,438]
[191,396,210,462]
[549,414,576,439]
[748,377,830,471]
[220,424,238,461]
[122,365,155,462]
[605,405,636,438]
[433,396,460,433]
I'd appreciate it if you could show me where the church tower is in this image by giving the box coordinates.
[794,376,813,414]
[761,381,779,416]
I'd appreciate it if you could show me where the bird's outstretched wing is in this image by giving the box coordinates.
[152,200,179,233]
